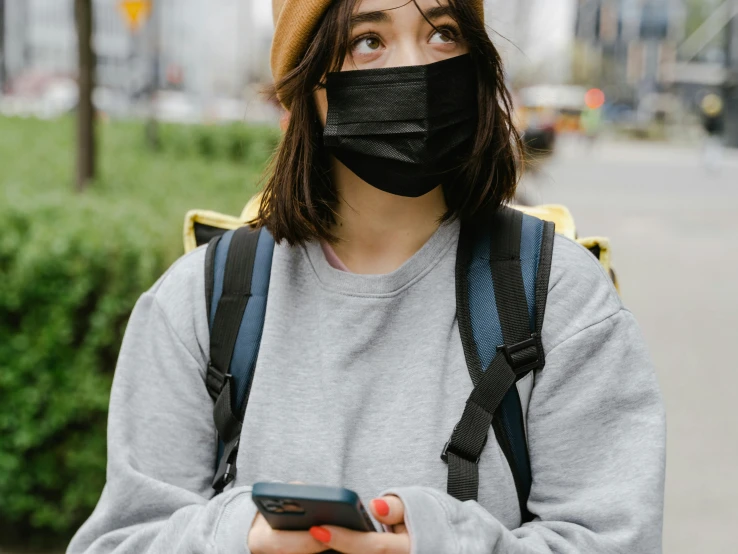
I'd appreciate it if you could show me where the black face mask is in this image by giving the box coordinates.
[323,54,478,198]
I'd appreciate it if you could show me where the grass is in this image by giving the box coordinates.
[0,116,277,259]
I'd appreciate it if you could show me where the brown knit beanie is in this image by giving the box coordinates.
[271,0,485,106]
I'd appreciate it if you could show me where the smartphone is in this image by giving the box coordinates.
[252,482,377,532]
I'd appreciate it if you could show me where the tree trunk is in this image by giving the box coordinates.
[75,0,96,191]
[0,0,7,92]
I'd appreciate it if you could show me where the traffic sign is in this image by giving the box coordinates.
[119,0,152,32]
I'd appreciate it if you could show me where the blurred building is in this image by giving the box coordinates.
[575,0,687,102]
[0,0,271,102]
[487,0,578,85]
[671,0,738,147]
[728,5,738,147]
[575,0,738,147]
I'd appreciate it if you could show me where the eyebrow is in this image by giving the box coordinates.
[350,11,391,28]
[350,4,456,28]
[423,5,455,21]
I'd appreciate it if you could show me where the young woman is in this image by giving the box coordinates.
[68,1,666,553]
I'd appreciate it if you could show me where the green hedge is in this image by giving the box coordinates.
[0,190,168,538]
[158,122,281,165]
[0,116,277,543]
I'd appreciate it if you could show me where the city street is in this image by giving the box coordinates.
[520,137,738,553]
[3,0,738,549]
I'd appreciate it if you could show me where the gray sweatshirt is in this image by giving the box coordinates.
[67,221,666,554]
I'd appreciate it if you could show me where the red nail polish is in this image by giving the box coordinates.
[310,526,332,543]
[372,498,390,517]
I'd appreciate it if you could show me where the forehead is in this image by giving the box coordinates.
[355,0,449,14]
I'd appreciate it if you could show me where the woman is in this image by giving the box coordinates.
[68,1,666,553]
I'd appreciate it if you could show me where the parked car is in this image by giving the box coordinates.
[516,85,591,155]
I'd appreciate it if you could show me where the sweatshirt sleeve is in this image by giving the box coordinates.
[67,274,258,553]
[384,308,666,554]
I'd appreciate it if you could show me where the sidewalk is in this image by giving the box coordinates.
[551,134,738,168]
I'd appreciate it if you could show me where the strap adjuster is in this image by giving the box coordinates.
[206,365,233,398]
[497,333,542,375]
[440,425,488,465]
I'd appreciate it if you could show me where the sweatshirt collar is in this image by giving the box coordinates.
[303,220,460,297]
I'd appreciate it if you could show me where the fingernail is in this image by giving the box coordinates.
[372,498,390,517]
[310,526,331,543]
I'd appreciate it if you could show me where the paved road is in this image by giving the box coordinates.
[520,137,738,553]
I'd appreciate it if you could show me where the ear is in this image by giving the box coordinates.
[280,110,291,132]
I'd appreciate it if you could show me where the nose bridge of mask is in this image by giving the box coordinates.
[326,55,476,126]
[327,80,429,125]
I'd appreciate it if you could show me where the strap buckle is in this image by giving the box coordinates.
[440,425,487,465]
[213,438,240,492]
[497,333,543,375]
[206,365,234,398]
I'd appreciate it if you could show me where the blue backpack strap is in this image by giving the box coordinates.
[447,207,554,522]
[204,226,275,493]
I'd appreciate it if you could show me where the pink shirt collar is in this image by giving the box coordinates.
[321,242,351,272]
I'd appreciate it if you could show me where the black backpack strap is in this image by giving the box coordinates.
[204,234,221,336]
[446,207,554,522]
[489,208,554,521]
[204,226,275,493]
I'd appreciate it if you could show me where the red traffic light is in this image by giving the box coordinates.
[585,88,606,110]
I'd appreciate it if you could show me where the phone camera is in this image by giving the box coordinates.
[281,500,305,514]
[261,498,305,515]
[262,500,285,513]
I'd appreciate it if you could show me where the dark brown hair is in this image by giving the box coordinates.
[254,0,523,245]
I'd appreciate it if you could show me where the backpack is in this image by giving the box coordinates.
[183,203,616,523]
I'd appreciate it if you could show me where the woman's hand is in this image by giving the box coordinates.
[248,512,330,554]
[248,480,330,554]
[309,495,411,554]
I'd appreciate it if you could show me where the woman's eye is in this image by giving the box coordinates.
[429,29,456,44]
[353,36,383,55]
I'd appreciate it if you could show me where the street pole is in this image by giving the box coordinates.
[145,0,160,150]
[75,0,96,191]
[724,0,738,148]
[0,0,6,93]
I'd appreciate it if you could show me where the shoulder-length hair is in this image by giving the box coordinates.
[254,0,523,245]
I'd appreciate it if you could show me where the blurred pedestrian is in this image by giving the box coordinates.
[580,105,603,147]
[68,1,666,553]
[700,93,725,172]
